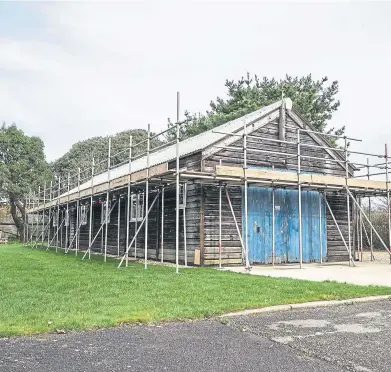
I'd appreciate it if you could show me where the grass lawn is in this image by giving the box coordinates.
[1,243,390,337]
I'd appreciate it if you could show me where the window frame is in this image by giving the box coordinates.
[130,193,144,222]
[101,201,112,225]
[53,211,59,227]
[179,183,187,209]
[80,205,88,226]
[64,209,69,227]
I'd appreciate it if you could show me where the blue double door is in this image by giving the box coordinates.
[243,187,327,264]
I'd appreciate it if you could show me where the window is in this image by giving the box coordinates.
[101,201,111,224]
[130,193,144,222]
[64,209,69,227]
[64,209,69,226]
[179,183,187,209]
[53,211,59,227]
[80,205,88,225]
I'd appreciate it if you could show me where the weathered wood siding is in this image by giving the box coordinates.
[202,112,350,264]
[325,194,351,262]
[204,114,346,176]
[201,185,242,265]
[28,114,352,265]
[64,152,204,264]
[126,185,201,264]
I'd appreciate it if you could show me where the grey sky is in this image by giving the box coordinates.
[0,1,390,170]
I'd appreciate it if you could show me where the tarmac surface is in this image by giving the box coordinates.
[1,301,390,372]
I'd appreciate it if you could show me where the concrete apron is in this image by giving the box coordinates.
[225,261,391,287]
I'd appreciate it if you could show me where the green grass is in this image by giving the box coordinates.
[1,243,390,337]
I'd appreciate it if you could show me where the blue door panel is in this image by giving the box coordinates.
[243,187,327,264]
[248,187,272,263]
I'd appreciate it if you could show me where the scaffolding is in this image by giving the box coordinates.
[25,97,391,271]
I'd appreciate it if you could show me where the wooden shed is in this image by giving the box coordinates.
[27,98,390,267]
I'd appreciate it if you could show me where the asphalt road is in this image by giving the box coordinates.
[1,301,390,372]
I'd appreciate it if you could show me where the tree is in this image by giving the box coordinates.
[0,124,52,239]
[51,129,162,181]
[169,73,342,139]
[362,198,391,251]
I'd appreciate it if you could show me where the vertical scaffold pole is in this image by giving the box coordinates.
[48,181,53,248]
[36,188,40,246]
[29,190,34,245]
[297,130,303,269]
[35,187,41,247]
[60,210,63,249]
[126,136,132,267]
[27,189,34,245]
[104,196,109,261]
[104,138,111,263]
[345,137,352,266]
[354,200,358,260]
[272,184,275,266]
[27,190,32,245]
[160,187,165,263]
[30,191,34,245]
[117,195,121,257]
[219,180,222,269]
[28,191,32,244]
[367,158,374,261]
[57,178,60,252]
[42,183,46,248]
[28,191,31,243]
[23,193,30,246]
[65,173,70,250]
[319,192,323,264]
[144,124,150,269]
[134,194,138,259]
[27,190,31,244]
[386,144,391,264]
[30,190,33,243]
[24,194,28,245]
[88,158,95,260]
[76,167,81,256]
[32,191,36,245]
[175,91,180,273]
[359,196,363,262]
[183,183,187,267]
[33,191,36,245]
[34,190,39,246]
[243,119,250,270]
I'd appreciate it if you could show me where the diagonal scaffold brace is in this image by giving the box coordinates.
[81,200,118,260]
[324,196,355,266]
[47,217,66,251]
[118,190,161,269]
[26,224,40,246]
[32,210,54,249]
[26,211,46,246]
[225,186,245,261]
[346,187,391,260]
[65,205,91,254]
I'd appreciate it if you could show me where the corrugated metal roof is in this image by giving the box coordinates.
[60,100,283,198]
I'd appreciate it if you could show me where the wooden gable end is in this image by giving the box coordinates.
[202,111,347,177]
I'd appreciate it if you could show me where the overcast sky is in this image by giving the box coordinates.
[1,1,390,167]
